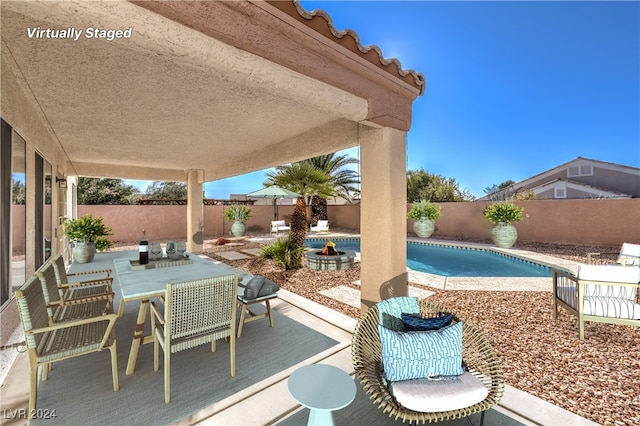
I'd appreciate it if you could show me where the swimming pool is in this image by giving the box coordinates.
[305,238,551,278]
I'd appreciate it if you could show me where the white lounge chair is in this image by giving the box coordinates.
[310,220,329,234]
[270,220,290,234]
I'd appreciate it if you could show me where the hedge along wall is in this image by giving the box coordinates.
[12,198,638,250]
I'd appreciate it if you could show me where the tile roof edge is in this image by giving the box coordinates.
[269,0,426,96]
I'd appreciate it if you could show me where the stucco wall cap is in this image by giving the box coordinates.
[269,0,426,96]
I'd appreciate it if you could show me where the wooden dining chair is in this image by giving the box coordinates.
[15,274,119,419]
[37,261,114,325]
[151,274,238,403]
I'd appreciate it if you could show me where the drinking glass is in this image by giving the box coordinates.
[166,240,176,259]
[176,240,187,258]
[150,242,163,260]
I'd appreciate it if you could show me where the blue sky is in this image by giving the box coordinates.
[129,0,639,199]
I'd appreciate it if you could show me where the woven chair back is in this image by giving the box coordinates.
[166,274,238,348]
[37,262,62,318]
[15,275,50,351]
[51,254,70,284]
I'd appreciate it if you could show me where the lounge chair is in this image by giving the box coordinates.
[553,264,640,339]
[16,274,119,418]
[351,297,504,425]
[271,220,290,234]
[151,274,238,403]
[310,220,329,234]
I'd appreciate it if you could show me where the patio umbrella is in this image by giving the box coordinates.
[246,185,301,221]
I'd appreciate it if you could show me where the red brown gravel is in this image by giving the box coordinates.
[134,237,639,425]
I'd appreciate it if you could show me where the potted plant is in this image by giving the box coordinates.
[64,214,114,263]
[483,202,525,248]
[407,200,441,238]
[224,205,253,237]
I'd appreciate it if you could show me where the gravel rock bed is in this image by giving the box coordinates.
[133,237,639,425]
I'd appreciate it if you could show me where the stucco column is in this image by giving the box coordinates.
[359,125,408,312]
[187,169,204,254]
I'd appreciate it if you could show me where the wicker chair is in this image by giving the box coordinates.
[16,274,119,419]
[51,253,112,280]
[351,297,504,425]
[37,261,114,325]
[151,274,238,403]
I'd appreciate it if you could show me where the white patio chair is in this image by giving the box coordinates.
[151,274,238,403]
[553,264,640,339]
[310,220,329,234]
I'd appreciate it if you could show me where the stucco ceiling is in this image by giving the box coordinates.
[1,0,370,182]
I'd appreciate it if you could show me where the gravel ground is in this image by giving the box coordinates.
[122,236,639,425]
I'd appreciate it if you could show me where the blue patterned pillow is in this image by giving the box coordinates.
[377,297,420,331]
[378,322,464,381]
[401,313,453,331]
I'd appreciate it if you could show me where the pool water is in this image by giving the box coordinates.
[305,239,551,278]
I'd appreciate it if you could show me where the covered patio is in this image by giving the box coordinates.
[1,0,424,311]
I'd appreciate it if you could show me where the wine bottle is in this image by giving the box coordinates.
[139,229,149,265]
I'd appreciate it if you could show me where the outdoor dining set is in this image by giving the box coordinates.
[14,248,280,417]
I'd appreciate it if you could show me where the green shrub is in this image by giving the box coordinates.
[407,200,442,221]
[483,202,525,225]
[260,235,305,270]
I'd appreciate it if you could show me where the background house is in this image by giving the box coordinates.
[480,157,640,200]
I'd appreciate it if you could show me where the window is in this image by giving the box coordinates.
[1,119,26,306]
[567,164,593,177]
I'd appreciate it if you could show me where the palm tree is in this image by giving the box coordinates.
[264,162,334,255]
[302,153,360,225]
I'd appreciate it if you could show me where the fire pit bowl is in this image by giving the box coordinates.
[306,250,356,271]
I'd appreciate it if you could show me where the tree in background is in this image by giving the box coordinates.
[264,162,334,264]
[12,179,25,204]
[145,181,187,200]
[484,179,536,201]
[302,153,360,225]
[407,169,474,202]
[77,178,139,205]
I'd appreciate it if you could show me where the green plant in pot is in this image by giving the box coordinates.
[224,205,253,237]
[64,214,114,263]
[407,200,442,238]
[483,202,525,248]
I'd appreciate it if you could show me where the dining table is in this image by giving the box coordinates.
[109,250,251,375]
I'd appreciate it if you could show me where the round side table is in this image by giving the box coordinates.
[287,364,357,426]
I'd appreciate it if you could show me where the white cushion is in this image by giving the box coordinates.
[578,264,640,284]
[618,243,640,266]
[390,372,489,413]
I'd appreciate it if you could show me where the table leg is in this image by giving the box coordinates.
[308,409,334,426]
[126,299,150,375]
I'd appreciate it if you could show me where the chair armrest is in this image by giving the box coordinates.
[26,313,117,335]
[60,277,113,289]
[58,292,115,306]
[586,252,618,264]
[67,268,112,278]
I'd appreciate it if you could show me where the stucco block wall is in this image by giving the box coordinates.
[12,198,639,249]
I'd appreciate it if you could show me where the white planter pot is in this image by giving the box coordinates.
[413,219,435,238]
[73,241,96,263]
[491,223,518,248]
[231,221,246,237]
